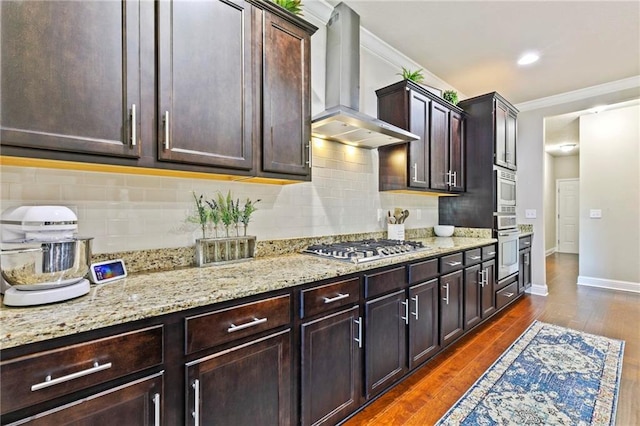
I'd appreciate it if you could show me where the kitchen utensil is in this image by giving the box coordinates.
[1,205,92,306]
[401,210,409,223]
[393,208,404,224]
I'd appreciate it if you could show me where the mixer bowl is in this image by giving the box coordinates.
[1,238,92,290]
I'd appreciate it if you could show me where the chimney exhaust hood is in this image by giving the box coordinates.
[311,2,418,149]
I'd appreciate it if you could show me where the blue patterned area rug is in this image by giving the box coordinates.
[436,321,624,425]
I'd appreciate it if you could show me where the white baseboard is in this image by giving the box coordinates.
[527,282,549,296]
[545,247,556,256]
[577,275,640,293]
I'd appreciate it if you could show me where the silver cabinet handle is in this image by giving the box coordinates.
[354,317,362,348]
[486,251,496,256]
[445,170,452,186]
[401,299,409,324]
[153,393,161,426]
[227,317,267,333]
[130,104,137,146]
[453,171,457,187]
[525,253,530,266]
[163,111,170,150]
[442,283,450,305]
[323,293,350,304]
[446,261,462,266]
[411,295,419,320]
[503,292,515,298]
[469,255,481,260]
[478,269,484,287]
[192,379,200,426]
[412,163,426,184]
[306,143,311,167]
[31,361,112,391]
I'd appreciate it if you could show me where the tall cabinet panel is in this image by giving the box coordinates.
[430,102,450,191]
[260,10,313,177]
[1,1,141,158]
[157,0,254,170]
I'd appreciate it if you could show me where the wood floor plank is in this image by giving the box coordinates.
[343,253,640,425]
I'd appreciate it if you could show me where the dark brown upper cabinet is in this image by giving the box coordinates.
[376,80,465,195]
[258,8,315,178]
[1,1,141,158]
[157,0,254,171]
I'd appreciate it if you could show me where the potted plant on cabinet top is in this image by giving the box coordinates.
[443,90,459,106]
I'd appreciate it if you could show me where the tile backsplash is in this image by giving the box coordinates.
[1,141,439,254]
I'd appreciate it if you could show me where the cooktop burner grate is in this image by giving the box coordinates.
[302,239,428,264]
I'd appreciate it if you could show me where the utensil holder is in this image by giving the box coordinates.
[387,224,405,241]
[195,236,256,267]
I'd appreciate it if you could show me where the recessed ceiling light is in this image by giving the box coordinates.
[517,52,540,66]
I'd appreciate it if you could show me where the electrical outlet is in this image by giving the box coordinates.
[416,209,422,220]
[525,209,537,219]
[377,209,383,221]
[590,209,602,219]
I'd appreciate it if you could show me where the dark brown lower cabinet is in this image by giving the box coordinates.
[481,260,497,317]
[364,290,407,399]
[300,306,362,426]
[440,270,464,347]
[408,279,440,369]
[463,265,482,330]
[185,330,291,426]
[11,373,163,426]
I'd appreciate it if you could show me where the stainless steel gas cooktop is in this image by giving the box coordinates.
[303,239,428,264]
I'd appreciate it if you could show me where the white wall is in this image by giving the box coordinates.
[578,105,639,291]
[0,2,451,255]
[517,82,640,295]
[554,155,580,179]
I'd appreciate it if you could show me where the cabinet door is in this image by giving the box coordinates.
[506,110,517,170]
[449,111,465,192]
[157,0,253,170]
[408,279,440,369]
[440,270,464,347]
[518,249,531,293]
[481,259,497,318]
[429,102,450,191]
[1,1,141,158]
[463,265,481,330]
[15,374,162,426]
[407,90,430,189]
[186,330,291,426]
[261,10,312,176]
[365,290,407,399]
[494,100,508,168]
[301,307,361,426]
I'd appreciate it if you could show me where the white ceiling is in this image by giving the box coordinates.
[331,0,640,154]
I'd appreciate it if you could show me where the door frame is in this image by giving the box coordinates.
[555,178,580,254]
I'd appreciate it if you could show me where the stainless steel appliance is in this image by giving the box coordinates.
[496,228,519,280]
[495,214,517,231]
[303,239,427,263]
[1,206,92,306]
[495,166,516,214]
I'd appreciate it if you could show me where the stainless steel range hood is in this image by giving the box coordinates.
[311,2,418,149]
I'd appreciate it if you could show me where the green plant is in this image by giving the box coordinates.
[240,198,261,235]
[398,67,424,84]
[189,192,209,239]
[271,0,303,15]
[443,90,459,105]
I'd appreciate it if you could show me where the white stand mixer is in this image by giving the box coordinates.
[1,206,92,307]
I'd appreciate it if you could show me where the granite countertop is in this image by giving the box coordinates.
[0,236,495,350]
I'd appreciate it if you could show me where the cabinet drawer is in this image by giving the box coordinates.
[482,244,497,260]
[364,267,406,298]
[185,294,290,355]
[408,258,438,285]
[464,248,482,266]
[0,325,163,415]
[301,278,360,318]
[519,235,532,250]
[440,252,464,274]
[496,281,519,310]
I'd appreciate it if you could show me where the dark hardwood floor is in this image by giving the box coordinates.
[344,253,640,425]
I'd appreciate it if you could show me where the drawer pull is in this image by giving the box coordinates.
[446,261,462,266]
[227,317,267,333]
[469,255,481,260]
[130,104,137,146]
[31,361,112,391]
[486,251,496,256]
[192,379,200,426]
[323,293,350,304]
[411,295,419,320]
[401,299,409,324]
[153,393,161,426]
[503,292,515,298]
[442,283,450,305]
[523,241,530,246]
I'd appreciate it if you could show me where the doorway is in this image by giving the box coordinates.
[556,178,579,253]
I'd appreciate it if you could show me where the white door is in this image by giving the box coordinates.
[557,179,579,253]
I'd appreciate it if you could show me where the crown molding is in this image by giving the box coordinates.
[516,76,640,112]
